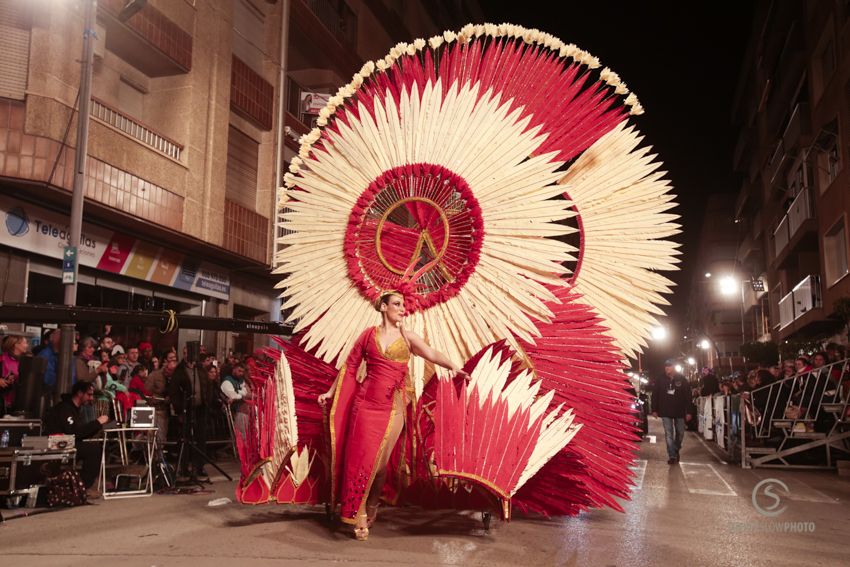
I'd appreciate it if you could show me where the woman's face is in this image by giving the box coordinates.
[152,357,160,369]
[13,338,28,356]
[381,294,406,324]
[100,350,110,362]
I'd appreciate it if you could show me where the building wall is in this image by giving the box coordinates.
[728,0,850,350]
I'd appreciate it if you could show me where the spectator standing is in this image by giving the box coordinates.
[1,335,29,414]
[126,346,140,375]
[652,360,692,465]
[44,381,110,497]
[37,329,61,396]
[146,360,177,446]
[138,342,154,371]
[221,363,252,435]
[699,367,719,397]
[75,337,106,385]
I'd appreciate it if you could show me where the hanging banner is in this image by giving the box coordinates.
[0,196,231,300]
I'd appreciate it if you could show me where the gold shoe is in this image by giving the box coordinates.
[354,513,369,541]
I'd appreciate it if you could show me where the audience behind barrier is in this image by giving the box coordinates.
[0,324,269,451]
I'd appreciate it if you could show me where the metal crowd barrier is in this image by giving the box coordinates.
[739,359,850,469]
[696,393,741,461]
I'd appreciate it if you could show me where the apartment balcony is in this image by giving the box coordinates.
[777,274,822,330]
[773,186,816,264]
[0,98,183,231]
[98,0,192,76]
[90,97,183,161]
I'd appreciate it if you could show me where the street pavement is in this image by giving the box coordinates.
[2,418,849,567]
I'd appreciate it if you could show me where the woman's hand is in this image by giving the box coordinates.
[317,391,333,408]
[449,368,470,381]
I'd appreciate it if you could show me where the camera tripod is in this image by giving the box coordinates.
[173,364,231,484]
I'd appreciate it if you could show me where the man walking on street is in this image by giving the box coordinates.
[652,359,692,465]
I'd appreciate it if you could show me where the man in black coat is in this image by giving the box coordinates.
[651,360,692,465]
[45,381,110,492]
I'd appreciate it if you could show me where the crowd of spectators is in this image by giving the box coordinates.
[1,324,266,493]
[687,345,850,462]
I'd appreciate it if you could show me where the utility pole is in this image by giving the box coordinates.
[57,0,97,400]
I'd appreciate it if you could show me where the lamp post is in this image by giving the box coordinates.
[57,0,98,399]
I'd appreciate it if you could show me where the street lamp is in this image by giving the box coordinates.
[651,325,668,342]
[698,338,711,350]
[687,356,696,366]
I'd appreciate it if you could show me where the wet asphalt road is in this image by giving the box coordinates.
[2,417,849,566]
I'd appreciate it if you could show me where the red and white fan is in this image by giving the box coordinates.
[236,22,679,517]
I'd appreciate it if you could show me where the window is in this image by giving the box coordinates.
[816,119,841,193]
[0,2,30,100]
[226,126,259,210]
[824,217,849,286]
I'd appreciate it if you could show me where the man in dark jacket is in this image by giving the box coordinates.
[45,381,110,493]
[652,360,692,464]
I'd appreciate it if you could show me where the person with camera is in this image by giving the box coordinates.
[145,359,176,448]
[170,348,216,479]
[45,381,111,498]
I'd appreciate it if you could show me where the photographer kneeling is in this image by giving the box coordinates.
[45,381,110,498]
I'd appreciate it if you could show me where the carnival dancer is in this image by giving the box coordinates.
[317,290,468,540]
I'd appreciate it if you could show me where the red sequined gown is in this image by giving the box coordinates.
[329,326,410,524]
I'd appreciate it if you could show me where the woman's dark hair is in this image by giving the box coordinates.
[72,381,94,396]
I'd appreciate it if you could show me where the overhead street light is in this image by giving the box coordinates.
[698,339,711,350]
[719,275,738,296]
[651,325,668,342]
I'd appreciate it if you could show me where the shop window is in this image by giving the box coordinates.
[824,216,849,286]
[0,2,30,100]
[226,125,259,210]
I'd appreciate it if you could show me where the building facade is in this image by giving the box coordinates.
[718,0,850,358]
[0,0,480,357]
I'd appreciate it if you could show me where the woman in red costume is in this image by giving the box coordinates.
[318,290,467,540]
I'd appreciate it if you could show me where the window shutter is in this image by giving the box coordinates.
[226,125,259,210]
[0,1,31,100]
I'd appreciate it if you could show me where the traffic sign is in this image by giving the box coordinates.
[62,245,77,283]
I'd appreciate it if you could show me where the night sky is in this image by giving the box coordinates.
[480,2,754,371]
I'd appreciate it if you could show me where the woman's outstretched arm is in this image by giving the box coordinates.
[402,328,469,379]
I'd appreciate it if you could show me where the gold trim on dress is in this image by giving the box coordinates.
[375,325,411,363]
[342,388,402,525]
[328,364,347,512]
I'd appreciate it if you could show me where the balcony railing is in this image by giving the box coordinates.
[90,97,183,160]
[787,186,812,235]
[777,274,822,330]
[773,187,813,258]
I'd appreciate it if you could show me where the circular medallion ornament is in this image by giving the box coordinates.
[344,163,484,312]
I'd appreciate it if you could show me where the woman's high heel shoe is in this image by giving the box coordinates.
[354,514,369,541]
